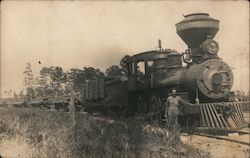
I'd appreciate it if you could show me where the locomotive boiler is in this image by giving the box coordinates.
[83,13,246,132]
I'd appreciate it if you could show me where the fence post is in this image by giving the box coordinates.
[69,96,76,129]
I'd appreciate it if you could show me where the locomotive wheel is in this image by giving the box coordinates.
[136,96,147,113]
[148,93,162,123]
[148,94,161,112]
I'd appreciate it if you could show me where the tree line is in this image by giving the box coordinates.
[22,55,130,101]
[4,54,250,102]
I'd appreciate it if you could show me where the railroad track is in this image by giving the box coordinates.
[193,129,250,146]
[236,130,250,135]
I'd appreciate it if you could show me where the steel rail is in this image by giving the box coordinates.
[193,133,250,146]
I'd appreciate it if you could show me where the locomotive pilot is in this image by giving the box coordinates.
[165,89,193,133]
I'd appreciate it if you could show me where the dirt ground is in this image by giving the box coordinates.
[180,132,249,158]
[180,112,250,158]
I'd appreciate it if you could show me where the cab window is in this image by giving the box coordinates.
[137,61,145,75]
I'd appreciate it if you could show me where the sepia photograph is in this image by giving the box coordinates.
[0,1,249,157]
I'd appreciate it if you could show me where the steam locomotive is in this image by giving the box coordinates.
[83,13,246,132]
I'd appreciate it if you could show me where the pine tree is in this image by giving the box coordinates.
[23,62,34,102]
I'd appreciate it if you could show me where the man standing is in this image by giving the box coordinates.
[165,89,192,132]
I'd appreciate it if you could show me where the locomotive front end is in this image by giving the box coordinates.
[175,13,247,131]
[176,13,235,102]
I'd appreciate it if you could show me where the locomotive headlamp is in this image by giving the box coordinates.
[202,39,219,55]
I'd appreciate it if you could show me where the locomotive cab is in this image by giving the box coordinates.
[127,51,158,91]
[126,50,183,91]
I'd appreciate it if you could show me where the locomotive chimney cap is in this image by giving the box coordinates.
[183,13,209,17]
[176,13,219,48]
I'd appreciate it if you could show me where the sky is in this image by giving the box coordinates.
[1,1,249,96]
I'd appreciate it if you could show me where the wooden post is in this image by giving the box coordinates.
[69,96,76,129]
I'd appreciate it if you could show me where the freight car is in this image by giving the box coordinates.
[83,13,247,132]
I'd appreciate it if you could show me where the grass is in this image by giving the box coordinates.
[0,108,208,158]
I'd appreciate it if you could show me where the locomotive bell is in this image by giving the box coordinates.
[176,13,219,49]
